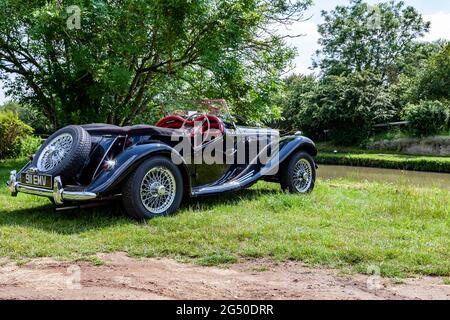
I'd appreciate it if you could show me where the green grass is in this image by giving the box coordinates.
[316,152,450,173]
[0,159,449,278]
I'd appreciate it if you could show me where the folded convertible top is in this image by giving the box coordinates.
[81,124,180,136]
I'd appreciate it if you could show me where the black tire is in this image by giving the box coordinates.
[280,151,316,193]
[122,156,183,219]
[32,125,91,182]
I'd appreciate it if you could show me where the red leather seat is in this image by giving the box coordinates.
[155,116,185,129]
[155,115,225,135]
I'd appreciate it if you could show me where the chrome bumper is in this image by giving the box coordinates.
[8,170,97,205]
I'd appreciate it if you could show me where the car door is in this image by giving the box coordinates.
[191,129,232,187]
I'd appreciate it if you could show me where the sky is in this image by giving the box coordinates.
[281,0,450,74]
[0,0,449,104]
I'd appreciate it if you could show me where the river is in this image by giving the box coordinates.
[318,165,450,190]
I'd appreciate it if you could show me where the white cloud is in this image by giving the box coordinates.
[423,11,450,41]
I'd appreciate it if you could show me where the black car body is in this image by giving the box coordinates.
[8,100,317,218]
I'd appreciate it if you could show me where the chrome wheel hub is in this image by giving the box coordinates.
[293,158,313,193]
[36,133,73,172]
[140,167,176,214]
[302,172,309,181]
[148,182,167,197]
[156,185,167,196]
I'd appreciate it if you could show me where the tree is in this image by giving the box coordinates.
[314,0,430,84]
[412,42,450,102]
[279,74,318,131]
[389,41,449,112]
[283,72,396,145]
[0,0,312,127]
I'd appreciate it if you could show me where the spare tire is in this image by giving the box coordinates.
[32,125,91,181]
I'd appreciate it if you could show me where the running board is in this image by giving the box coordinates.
[191,170,259,196]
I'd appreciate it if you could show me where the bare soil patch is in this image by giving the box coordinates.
[0,253,448,300]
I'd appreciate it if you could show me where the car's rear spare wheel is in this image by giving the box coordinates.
[32,125,91,182]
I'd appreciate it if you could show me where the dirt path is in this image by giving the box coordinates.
[0,253,448,300]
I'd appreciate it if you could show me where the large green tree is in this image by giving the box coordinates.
[0,0,311,127]
[412,42,450,102]
[283,72,396,144]
[314,0,430,83]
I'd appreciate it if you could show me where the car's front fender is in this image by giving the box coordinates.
[278,135,317,163]
[256,135,317,178]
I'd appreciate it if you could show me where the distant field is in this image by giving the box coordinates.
[0,159,449,278]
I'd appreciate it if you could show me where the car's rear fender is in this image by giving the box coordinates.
[86,143,190,195]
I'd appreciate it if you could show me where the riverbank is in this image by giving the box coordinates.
[318,165,450,190]
[315,143,450,173]
[316,152,450,173]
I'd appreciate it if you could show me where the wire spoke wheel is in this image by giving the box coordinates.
[292,158,313,193]
[36,133,74,172]
[140,166,176,214]
[122,156,183,219]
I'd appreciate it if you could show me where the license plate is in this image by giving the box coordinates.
[21,172,53,189]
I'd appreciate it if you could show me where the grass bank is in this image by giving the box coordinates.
[0,159,449,278]
[316,152,450,173]
[316,143,450,173]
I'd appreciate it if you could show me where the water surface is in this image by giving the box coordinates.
[318,165,450,190]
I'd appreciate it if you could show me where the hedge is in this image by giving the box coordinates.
[316,152,450,173]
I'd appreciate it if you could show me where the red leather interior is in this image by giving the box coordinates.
[155,115,225,135]
[155,116,185,129]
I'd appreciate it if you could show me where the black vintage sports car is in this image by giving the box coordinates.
[8,100,317,219]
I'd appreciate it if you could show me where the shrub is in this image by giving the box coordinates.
[0,111,33,159]
[402,101,449,137]
[0,101,53,134]
[19,135,43,158]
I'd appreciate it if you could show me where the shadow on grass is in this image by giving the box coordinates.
[182,186,280,210]
[0,186,281,235]
[0,200,130,235]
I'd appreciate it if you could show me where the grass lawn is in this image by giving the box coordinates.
[0,159,449,278]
